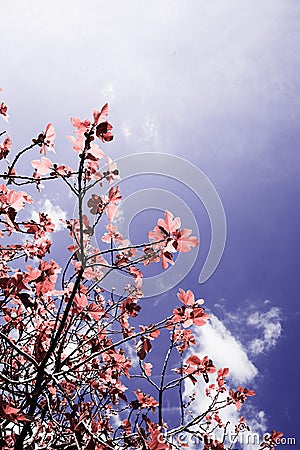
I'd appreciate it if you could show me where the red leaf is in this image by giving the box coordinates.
[136,338,152,360]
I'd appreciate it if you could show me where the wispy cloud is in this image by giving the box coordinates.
[31,198,66,232]
[122,122,132,138]
[143,115,159,145]
[190,314,258,384]
[183,303,282,448]
[216,301,283,357]
[247,307,282,356]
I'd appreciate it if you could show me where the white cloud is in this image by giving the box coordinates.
[216,302,283,358]
[247,307,282,356]
[191,314,258,385]
[31,198,67,232]
[182,314,264,449]
[123,341,139,369]
[244,406,268,437]
[143,115,159,144]
[102,84,117,101]
[181,303,283,448]
[122,122,131,138]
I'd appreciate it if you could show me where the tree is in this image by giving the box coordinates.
[0,89,282,450]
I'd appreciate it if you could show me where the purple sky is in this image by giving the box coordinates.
[1,0,300,447]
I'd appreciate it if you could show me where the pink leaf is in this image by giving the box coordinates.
[158,210,181,234]
[31,157,53,175]
[93,103,109,125]
[174,228,199,252]
[177,288,195,306]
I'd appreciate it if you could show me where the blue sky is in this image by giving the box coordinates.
[1,0,300,446]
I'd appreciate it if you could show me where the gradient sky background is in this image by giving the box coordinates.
[1,0,300,447]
